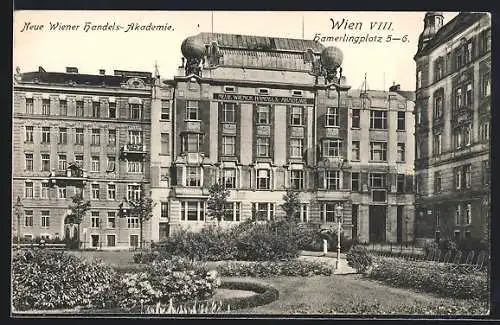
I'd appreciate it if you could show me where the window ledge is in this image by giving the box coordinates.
[325,125,340,128]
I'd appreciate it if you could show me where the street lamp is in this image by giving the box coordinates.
[335,203,344,270]
[14,196,23,250]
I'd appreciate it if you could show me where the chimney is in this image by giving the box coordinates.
[99,69,106,75]
[66,67,78,74]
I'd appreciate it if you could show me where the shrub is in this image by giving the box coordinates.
[133,250,161,264]
[346,246,373,273]
[217,279,279,310]
[217,260,334,277]
[12,249,117,311]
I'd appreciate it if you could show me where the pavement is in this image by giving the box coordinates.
[298,251,358,275]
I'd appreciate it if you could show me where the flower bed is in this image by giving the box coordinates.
[367,257,489,300]
[216,260,334,277]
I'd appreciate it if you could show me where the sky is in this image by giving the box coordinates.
[13,11,459,91]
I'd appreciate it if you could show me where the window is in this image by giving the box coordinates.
[159,133,169,154]
[222,168,236,189]
[91,129,100,146]
[161,167,170,182]
[91,184,100,199]
[92,102,100,118]
[482,73,491,97]
[325,170,340,190]
[351,109,360,128]
[290,106,303,126]
[454,231,461,242]
[108,102,116,118]
[107,235,116,247]
[297,204,309,223]
[180,201,205,222]
[454,128,463,149]
[75,128,84,145]
[91,156,100,172]
[58,154,67,170]
[222,136,236,156]
[397,112,405,130]
[129,103,142,120]
[351,141,360,161]
[24,182,33,198]
[480,121,490,142]
[397,143,405,162]
[253,202,275,221]
[41,182,49,198]
[186,100,199,120]
[186,166,201,187]
[223,103,236,123]
[352,172,360,191]
[465,203,472,225]
[288,138,303,158]
[256,137,270,157]
[161,100,170,120]
[455,205,461,225]
[25,153,33,171]
[416,175,422,194]
[370,142,387,161]
[465,42,472,63]
[59,100,67,116]
[434,96,443,119]
[257,106,270,124]
[57,127,67,144]
[24,210,33,227]
[464,165,471,189]
[41,211,50,228]
[464,124,471,146]
[107,212,116,228]
[417,70,422,88]
[106,156,116,172]
[41,154,50,171]
[483,160,490,185]
[290,170,304,190]
[455,168,462,190]
[127,161,144,173]
[465,83,473,107]
[128,130,143,145]
[183,133,202,153]
[25,126,34,142]
[224,202,241,221]
[42,127,51,143]
[42,99,50,115]
[161,202,169,219]
[416,107,422,125]
[397,174,405,193]
[434,171,442,193]
[127,217,140,229]
[130,235,139,247]
[91,212,100,228]
[127,185,141,201]
[455,88,463,109]
[256,169,271,190]
[370,110,387,129]
[326,107,339,127]
[321,203,338,222]
[108,130,116,146]
[76,101,84,117]
[435,208,440,226]
[323,139,342,157]
[107,184,116,200]
[370,173,386,188]
[75,154,84,168]
[434,59,444,81]
[25,98,34,114]
[433,134,442,155]
[456,49,463,69]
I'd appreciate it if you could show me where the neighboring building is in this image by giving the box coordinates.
[12,67,154,249]
[413,12,491,244]
[154,32,416,243]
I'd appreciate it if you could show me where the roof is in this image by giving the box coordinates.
[415,12,488,59]
[194,32,325,53]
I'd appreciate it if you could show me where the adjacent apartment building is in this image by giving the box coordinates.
[12,67,154,249]
[413,12,491,244]
[152,32,416,243]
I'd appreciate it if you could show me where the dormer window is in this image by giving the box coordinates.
[258,88,270,95]
[224,86,236,93]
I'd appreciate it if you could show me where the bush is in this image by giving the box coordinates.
[367,257,489,300]
[216,260,334,277]
[346,246,373,273]
[133,251,162,264]
[12,236,66,245]
[217,279,279,310]
[12,249,117,311]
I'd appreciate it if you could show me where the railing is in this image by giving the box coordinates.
[123,143,147,152]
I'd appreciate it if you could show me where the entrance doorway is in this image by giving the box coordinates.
[91,235,99,248]
[159,222,170,241]
[369,205,386,242]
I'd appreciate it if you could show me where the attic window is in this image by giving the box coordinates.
[258,88,270,95]
[224,86,236,93]
[292,90,303,97]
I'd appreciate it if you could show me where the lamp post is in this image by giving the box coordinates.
[335,204,344,270]
[14,196,23,250]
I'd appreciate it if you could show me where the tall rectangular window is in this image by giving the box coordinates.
[186,166,201,187]
[92,102,100,118]
[41,211,50,228]
[222,168,236,189]
[465,203,472,225]
[253,203,275,221]
[180,201,205,222]
[321,203,337,222]
[290,106,303,126]
[58,154,67,170]
[326,107,339,127]
[25,126,34,142]
[464,165,471,189]
[323,139,342,157]
[465,83,473,107]
[25,153,33,171]
[184,133,201,153]
[25,182,33,198]
[91,129,100,146]
[42,127,51,143]
[91,184,100,200]
[24,210,33,227]
[41,182,49,198]
[76,101,84,117]
[41,154,50,171]
[256,137,270,157]
[257,169,270,189]
[186,100,199,120]
[91,156,100,172]
[58,128,67,144]
[106,156,116,172]
[351,141,360,161]
[397,174,405,193]
[257,106,270,124]
[127,185,141,201]
[107,212,116,228]
[455,167,462,190]
[434,171,442,193]
[455,88,463,109]
[161,100,170,120]
[224,202,241,222]
[129,103,142,120]
[58,186,67,199]
[127,217,140,229]
[108,130,116,146]
[161,202,169,219]
[128,130,143,145]
[289,138,304,158]
[482,73,491,97]
[290,170,304,190]
[325,170,340,190]
[370,142,387,161]
[370,110,387,129]
[42,99,50,115]
[455,205,461,225]
[223,103,235,123]
[108,102,116,118]
[127,161,144,173]
[397,112,405,130]
[107,184,116,200]
[434,96,443,119]
[75,155,84,168]
[75,128,84,145]
[433,134,442,155]
[25,98,34,114]
[59,100,67,116]
[351,109,360,128]
[370,173,386,188]
[222,136,236,156]
[397,143,405,162]
[351,172,360,191]
[161,133,169,154]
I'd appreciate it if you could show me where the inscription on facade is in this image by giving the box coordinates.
[213,93,314,105]
[256,125,271,136]
[222,123,237,134]
[186,121,201,133]
[325,127,339,138]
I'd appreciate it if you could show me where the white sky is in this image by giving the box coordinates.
[13,11,459,91]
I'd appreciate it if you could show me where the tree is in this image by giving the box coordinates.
[281,188,301,223]
[206,183,230,226]
[68,191,91,249]
[130,186,156,249]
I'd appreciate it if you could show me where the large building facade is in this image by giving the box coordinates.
[413,12,491,244]
[12,67,154,249]
[150,33,416,243]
